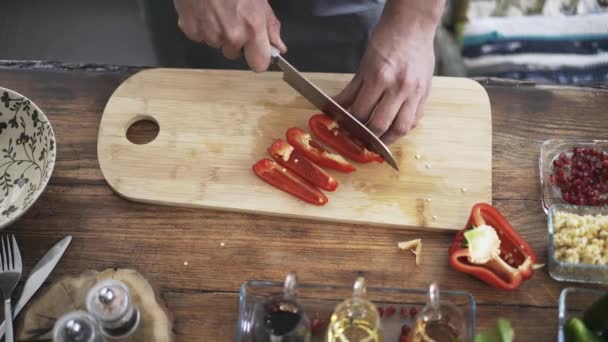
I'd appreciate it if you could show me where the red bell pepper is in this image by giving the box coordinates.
[268,139,338,192]
[449,203,538,290]
[252,159,328,206]
[285,127,356,173]
[308,114,384,164]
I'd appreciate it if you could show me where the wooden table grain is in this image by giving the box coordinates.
[1,67,608,341]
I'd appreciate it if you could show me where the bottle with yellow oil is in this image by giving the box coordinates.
[326,277,383,342]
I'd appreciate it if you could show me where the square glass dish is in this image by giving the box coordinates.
[558,287,606,342]
[235,280,476,342]
[548,204,608,284]
[539,139,608,214]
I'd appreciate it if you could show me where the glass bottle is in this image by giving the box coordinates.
[409,282,466,342]
[53,310,104,342]
[326,277,383,342]
[85,280,140,340]
[253,272,311,342]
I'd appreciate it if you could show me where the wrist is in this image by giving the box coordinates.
[382,0,445,41]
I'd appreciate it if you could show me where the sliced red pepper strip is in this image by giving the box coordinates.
[252,159,328,206]
[268,139,338,192]
[308,114,384,164]
[449,203,538,290]
[286,127,356,173]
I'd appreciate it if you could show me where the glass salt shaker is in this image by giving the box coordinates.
[86,280,140,340]
[253,272,311,342]
[409,282,466,342]
[53,310,104,342]
[326,277,384,342]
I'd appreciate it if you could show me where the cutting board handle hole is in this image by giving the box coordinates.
[126,116,159,145]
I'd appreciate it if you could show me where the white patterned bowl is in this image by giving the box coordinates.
[0,87,56,228]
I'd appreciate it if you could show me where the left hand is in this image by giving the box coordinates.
[335,5,439,145]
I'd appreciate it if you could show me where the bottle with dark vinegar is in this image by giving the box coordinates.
[253,272,311,342]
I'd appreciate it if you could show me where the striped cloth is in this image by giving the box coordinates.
[461,13,608,84]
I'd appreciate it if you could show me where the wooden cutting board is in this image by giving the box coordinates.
[98,69,491,231]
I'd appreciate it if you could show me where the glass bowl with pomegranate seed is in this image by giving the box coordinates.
[540,139,608,213]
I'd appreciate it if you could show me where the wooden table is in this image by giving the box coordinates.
[1,65,607,341]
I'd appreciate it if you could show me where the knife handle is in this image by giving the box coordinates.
[270,45,281,61]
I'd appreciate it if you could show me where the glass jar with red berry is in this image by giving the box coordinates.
[540,139,608,213]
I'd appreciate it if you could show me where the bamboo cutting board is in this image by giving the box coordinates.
[98,69,491,231]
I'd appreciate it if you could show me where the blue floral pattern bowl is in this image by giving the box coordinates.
[0,87,55,228]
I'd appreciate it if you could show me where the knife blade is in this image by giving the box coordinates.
[270,46,399,171]
[0,235,72,337]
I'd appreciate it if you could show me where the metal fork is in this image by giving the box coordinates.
[0,235,21,342]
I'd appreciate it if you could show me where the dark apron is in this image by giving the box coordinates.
[143,0,385,73]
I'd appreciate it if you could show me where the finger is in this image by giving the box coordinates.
[177,16,204,43]
[334,74,362,109]
[265,5,286,53]
[380,96,420,145]
[221,27,247,60]
[411,87,430,129]
[366,91,404,137]
[199,17,223,48]
[349,78,384,123]
[244,26,271,72]
[222,44,243,60]
[174,0,198,40]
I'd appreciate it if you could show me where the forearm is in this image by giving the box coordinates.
[382,0,446,40]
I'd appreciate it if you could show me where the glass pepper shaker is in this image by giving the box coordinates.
[53,310,104,342]
[253,272,311,342]
[85,280,140,340]
[409,282,466,342]
[326,276,384,342]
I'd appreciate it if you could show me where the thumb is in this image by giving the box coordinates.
[265,4,287,53]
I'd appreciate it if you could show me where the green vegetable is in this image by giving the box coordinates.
[475,318,514,342]
[565,318,601,342]
[583,292,608,333]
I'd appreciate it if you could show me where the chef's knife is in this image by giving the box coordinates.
[270,46,399,171]
[0,235,72,337]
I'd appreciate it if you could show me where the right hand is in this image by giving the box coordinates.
[174,0,287,72]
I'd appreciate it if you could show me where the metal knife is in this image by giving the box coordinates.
[270,46,399,171]
[0,235,72,337]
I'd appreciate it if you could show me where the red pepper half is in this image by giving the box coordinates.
[449,203,538,290]
[252,159,328,206]
[268,139,338,192]
[308,114,384,164]
[286,127,356,173]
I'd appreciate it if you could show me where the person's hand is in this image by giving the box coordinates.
[335,2,442,145]
[174,0,287,72]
